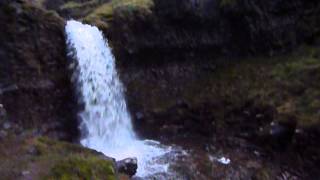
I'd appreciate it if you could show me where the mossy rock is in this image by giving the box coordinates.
[84,0,154,30]
[58,0,102,19]
[48,156,115,180]
[34,137,116,179]
[0,136,116,180]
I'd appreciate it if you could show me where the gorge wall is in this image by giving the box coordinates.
[88,0,320,141]
[0,1,77,140]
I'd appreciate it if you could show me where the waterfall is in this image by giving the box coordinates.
[65,20,171,177]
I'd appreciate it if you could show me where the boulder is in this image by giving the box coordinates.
[256,121,297,151]
[116,157,138,177]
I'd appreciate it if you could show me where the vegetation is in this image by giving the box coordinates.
[84,0,154,30]
[36,137,116,180]
[48,156,115,180]
[124,45,320,134]
[220,0,237,7]
[0,136,116,179]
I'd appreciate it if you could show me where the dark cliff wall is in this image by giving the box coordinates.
[100,0,320,133]
[0,1,77,140]
[104,0,320,66]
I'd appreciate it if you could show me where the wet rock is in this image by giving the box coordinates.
[257,121,297,151]
[21,170,30,176]
[37,79,55,89]
[0,130,8,139]
[0,104,6,118]
[131,176,144,180]
[0,84,18,95]
[27,145,40,156]
[13,124,23,135]
[3,122,11,130]
[160,125,182,135]
[176,99,189,108]
[135,112,144,120]
[116,157,138,177]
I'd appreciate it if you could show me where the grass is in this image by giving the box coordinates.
[0,136,116,179]
[48,156,115,180]
[35,137,116,179]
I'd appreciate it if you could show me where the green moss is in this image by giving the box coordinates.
[33,0,46,7]
[220,0,237,7]
[48,156,115,180]
[254,168,272,180]
[84,0,153,29]
[27,137,116,179]
[35,137,94,155]
[269,47,320,127]
[61,2,84,9]
[60,0,98,10]
[273,57,320,80]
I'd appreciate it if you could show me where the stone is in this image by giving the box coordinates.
[0,104,6,123]
[21,170,30,176]
[116,157,138,177]
[0,84,18,95]
[3,122,11,130]
[256,121,297,151]
[135,112,144,120]
[0,130,8,139]
[131,176,144,180]
[27,146,40,156]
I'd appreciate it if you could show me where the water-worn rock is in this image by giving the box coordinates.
[116,157,138,177]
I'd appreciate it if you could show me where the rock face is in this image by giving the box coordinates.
[105,0,320,65]
[88,0,320,138]
[0,1,77,140]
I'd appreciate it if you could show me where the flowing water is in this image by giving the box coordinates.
[65,20,180,178]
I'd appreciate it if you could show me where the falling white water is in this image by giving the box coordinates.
[65,20,171,177]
